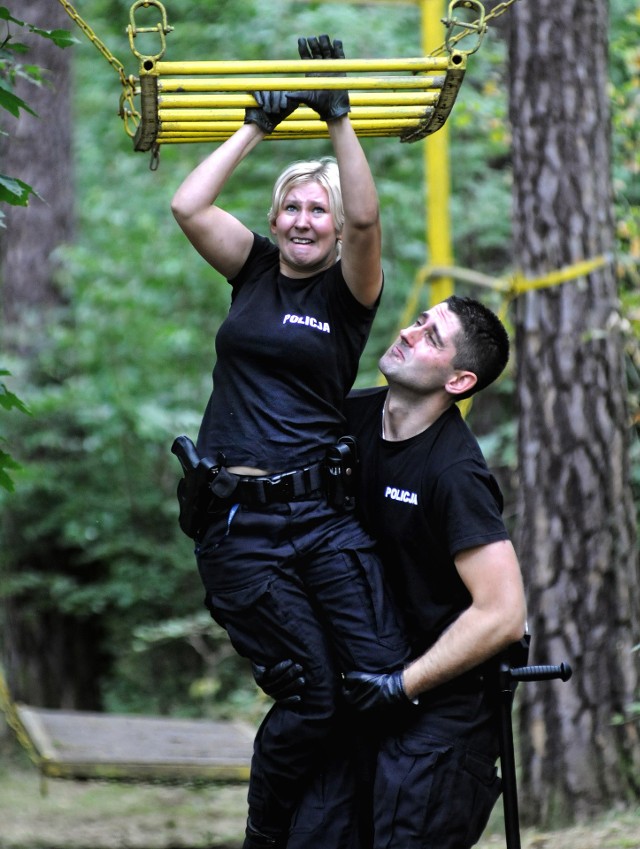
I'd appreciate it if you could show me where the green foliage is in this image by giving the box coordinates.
[0,5,76,225]
[0,7,73,491]
[610,0,640,527]
[610,1,640,294]
[0,370,30,415]
[0,369,30,492]
[0,174,33,206]
[0,6,75,48]
[1,0,637,718]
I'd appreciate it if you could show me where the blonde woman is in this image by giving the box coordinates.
[171,36,409,849]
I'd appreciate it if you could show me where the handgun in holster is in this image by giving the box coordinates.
[325,435,358,509]
[170,435,219,540]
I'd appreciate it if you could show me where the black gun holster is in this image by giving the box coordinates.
[325,435,358,508]
[171,435,238,540]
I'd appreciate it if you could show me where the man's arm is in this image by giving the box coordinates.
[255,542,527,710]
[402,539,527,698]
[343,539,528,711]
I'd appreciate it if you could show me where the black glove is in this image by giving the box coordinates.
[251,659,306,706]
[244,90,299,134]
[292,34,351,122]
[342,669,413,712]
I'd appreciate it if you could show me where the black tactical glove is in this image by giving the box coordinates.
[244,90,299,134]
[292,34,351,122]
[342,669,413,712]
[251,659,306,706]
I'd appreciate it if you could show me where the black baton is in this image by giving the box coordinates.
[498,637,572,849]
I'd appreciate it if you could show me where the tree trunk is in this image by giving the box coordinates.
[1,0,108,710]
[0,0,74,336]
[508,0,640,824]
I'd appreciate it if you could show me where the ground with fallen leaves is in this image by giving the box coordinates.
[1,742,638,848]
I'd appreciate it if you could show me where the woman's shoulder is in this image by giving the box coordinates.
[229,233,279,287]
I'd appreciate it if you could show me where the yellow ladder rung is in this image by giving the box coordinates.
[152,57,452,75]
[156,76,446,92]
[157,128,420,143]
[158,118,424,133]
[158,105,436,122]
[157,92,440,108]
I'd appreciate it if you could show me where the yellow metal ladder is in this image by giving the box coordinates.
[132,52,469,150]
[57,0,491,154]
[125,0,488,151]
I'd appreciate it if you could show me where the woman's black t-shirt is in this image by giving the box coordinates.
[197,234,379,471]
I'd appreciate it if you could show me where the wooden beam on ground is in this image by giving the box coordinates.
[15,704,254,784]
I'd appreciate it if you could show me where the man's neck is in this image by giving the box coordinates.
[382,389,452,442]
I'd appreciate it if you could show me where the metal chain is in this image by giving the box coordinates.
[56,0,129,87]
[433,0,521,56]
[484,0,522,28]
[56,0,521,76]
[56,0,139,137]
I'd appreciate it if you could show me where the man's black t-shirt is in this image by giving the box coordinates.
[346,387,509,656]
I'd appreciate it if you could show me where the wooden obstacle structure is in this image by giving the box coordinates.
[1,667,253,787]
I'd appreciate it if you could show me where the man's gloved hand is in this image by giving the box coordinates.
[244,90,299,134]
[251,659,306,706]
[342,669,414,712]
[292,34,351,122]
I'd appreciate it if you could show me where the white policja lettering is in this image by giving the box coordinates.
[384,486,418,505]
[282,313,331,333]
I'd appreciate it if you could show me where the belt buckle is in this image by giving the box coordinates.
[263,470,294,502]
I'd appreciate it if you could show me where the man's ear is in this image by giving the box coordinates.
[445,370,477,397]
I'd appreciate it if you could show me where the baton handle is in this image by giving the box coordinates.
[508,663,572,683]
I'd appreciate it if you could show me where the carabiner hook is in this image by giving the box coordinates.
[149,143,161,172]
[118,76,140,138]
[442,0,487,56]
[127,0,173,63]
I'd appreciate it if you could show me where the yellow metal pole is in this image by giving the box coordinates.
[421,0,454,305]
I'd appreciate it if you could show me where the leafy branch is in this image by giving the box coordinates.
[0,7,73,490]
[0,370,31,492]
[0,5,75,224]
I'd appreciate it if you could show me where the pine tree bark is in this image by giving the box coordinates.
[1,1,108,710]
[0,0,74,335]
[508,0,640,824]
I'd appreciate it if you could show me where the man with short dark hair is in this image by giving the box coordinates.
[262,296,528,849]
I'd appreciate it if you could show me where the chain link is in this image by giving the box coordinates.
[433,0,521,56]
[56,0,140,137]
[56,0,520,76]
[486,0,522,23]
[57,0,128,86]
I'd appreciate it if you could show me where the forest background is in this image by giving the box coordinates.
[0,0,639,840]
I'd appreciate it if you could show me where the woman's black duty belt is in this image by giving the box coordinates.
[171,434,357,540]
[234,462,325,506]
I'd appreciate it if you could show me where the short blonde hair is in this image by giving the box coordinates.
[268,157,344,233]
